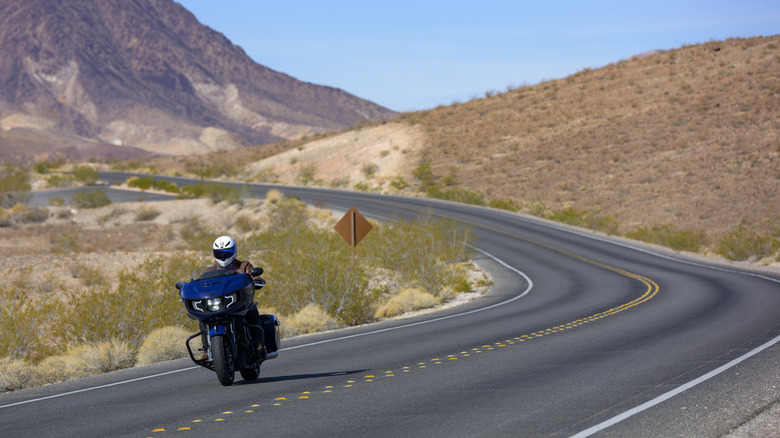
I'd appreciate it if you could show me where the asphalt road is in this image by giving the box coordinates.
[2,173,779,437]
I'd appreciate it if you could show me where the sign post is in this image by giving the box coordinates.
[333,207,372,263]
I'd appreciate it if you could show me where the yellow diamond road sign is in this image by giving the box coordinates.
[334,207,372,247]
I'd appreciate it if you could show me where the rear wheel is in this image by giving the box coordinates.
[211,335,234,386]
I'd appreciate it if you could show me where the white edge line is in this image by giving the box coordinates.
[569,331,780,438]
[0,367,199,409]
[0,246,532,410]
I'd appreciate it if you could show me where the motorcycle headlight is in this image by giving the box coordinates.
[190,293,238,313]
[206,298,222,312]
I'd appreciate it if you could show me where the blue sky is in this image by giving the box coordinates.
[177,1,779,112]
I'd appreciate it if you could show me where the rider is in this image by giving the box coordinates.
[199,236,266,358]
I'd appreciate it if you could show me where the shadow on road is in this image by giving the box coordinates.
[237,369,369,386]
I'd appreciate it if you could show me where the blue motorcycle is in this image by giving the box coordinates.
[175,266,279,386]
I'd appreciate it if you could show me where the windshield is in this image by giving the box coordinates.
[190,265,238,281]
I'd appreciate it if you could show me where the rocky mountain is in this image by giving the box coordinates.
[0,0,395,162]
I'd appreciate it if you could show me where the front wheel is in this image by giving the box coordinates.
[240,363,260,382]
[211,335,234,386]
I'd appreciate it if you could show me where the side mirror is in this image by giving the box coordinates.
[175,281,184,290]
[251,267,264,277]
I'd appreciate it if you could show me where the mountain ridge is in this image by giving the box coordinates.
[0,0,395,162]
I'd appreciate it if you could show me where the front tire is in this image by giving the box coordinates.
[240,363,260,382]
[212,335,234,386]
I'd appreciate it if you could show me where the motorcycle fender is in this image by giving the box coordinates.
[209,325,227,336]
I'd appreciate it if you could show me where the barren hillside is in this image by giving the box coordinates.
[410,36,779,235]
[218,35,778,238]
[136,36,779,244]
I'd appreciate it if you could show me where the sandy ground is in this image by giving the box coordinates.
[243,122,425,190]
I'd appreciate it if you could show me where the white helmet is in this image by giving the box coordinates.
[212,235,237,267]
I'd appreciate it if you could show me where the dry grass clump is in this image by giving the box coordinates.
[0,340,133,392]
[135,206,161,221]
[65,340,134,374]
[375,288,439,319]
[265,189,284,204]
[283,304,341,337]
[0,357,34,392]
[135,326,190,365]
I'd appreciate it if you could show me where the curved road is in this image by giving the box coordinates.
[2,173,779,437]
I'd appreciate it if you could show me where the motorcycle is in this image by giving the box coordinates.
[175,266,280,386]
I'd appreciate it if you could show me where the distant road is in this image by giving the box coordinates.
[29,185,177,207]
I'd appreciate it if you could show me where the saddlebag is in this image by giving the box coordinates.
[259,314,280,353]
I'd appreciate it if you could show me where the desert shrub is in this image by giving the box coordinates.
[233,215,259,233]
[70,189,111,208]
[283,305,341,337]
[374,288,439,319]
[329,176,351,188]
[362,163,379,179]
[70,263,109,288]
[363,215,474,296]
[0,357,35,393]
[546,207,619,234]
[525,201,548,217]
[297,162,318,185]
[178,217,215,251]
[34,355,74,385]
[14,206,49,224]
[427,185,486,206]
[33,160,63,174]
[353,182,375,192]
[73,166,99,185]
[389,175,409,190]
[47,173,75,188]
[178,184,205,199]
[59,254,200,348]
[98,206,127,224]
[626,225,708,252]
[125,176,154,191]
[246,224,377,326]
[52,232,80,254]
[0,163,31,208]
[109,160,142,172]
[152,179,179,194]
[203,183,245,205]
[447,263,474,294]
[0,210,12,227]
[0,273,61,362]
[265,189,284,204]
[266,196,309,231]
[489,199,520,212]
[135,326,190,365]
[412,160,438,191]
[65,340,134,374]
[135,206,161,221]
[714,225,779,261]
